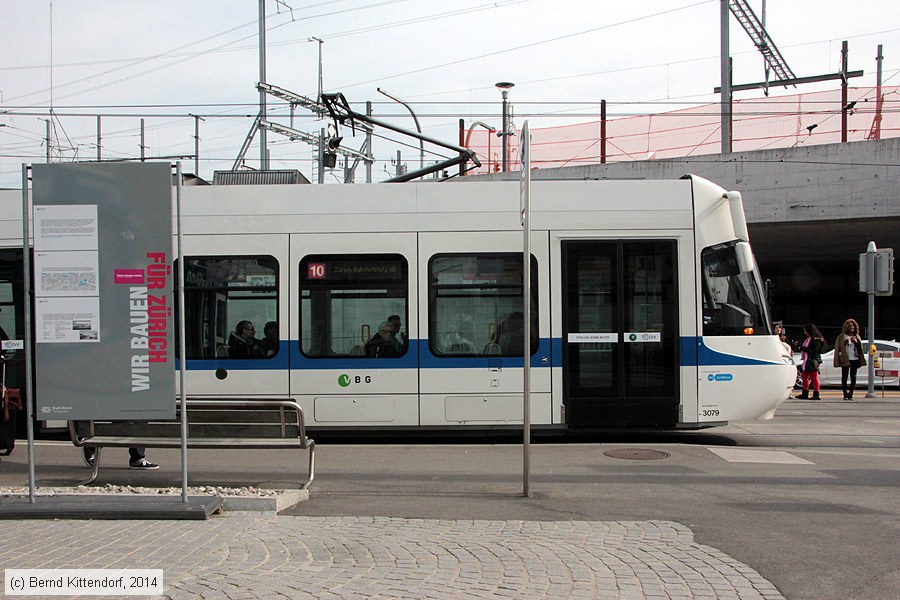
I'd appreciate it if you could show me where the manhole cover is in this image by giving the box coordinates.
[603,448,670,460]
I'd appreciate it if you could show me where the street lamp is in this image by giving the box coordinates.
[495,81,515,172]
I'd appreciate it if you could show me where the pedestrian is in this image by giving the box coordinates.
[795,323,825,400]
[834,318,866,401]
[773,322,792,354]
[82,446,158,470]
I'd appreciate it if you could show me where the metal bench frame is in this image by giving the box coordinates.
[69,398,315,489]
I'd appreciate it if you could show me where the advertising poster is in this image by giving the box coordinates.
[32,163,175,420]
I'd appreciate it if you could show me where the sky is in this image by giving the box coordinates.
[1,0,898,186]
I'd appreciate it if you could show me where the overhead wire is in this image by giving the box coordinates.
[3,0,411,106]
[331,0,715,89]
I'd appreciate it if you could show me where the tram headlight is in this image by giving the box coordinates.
[743,327,754,335]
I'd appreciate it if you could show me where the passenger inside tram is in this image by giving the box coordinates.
[228,320,263,358]
[259,321,279,357]
[365,321,402,358]
[387,314,408,350]
[498,311,525,354]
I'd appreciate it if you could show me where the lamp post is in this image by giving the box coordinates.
[495,81,515,172]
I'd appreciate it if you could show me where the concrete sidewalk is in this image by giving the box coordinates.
[0,514,783,599]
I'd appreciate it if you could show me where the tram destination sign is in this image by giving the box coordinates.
[304,258,404,283]
[32,163,175,420]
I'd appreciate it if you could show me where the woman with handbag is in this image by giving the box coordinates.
[796,323,825,400]
[834,318,866,401]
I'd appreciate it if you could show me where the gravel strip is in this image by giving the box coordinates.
[0,484,282,497]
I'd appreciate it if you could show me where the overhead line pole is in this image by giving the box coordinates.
[720,0,732,154]
[841,41,849,143]
[258,0,268,170]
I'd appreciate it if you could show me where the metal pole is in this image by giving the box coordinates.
[45,119,51,163]
[458,119,465,177]
[96,116,101,161]
[521,124,531,498]
[140,119,145,162]
[378,88,424,171]
[176,162,189,501]
[501,90,509,172]
[366,102,373,183]
[600,100,607,164]
[762,0,769,96]
[318,128,325,184]
[841,41,849,143]
[311,37,324,103]
[258,0,268,170]
[720,0,732,154]
[876,44,883,89]
[21,165,36,502]
[194,116,201,176]
[873,44,883,140]
[867,287,876,398]
[866,241,876,398]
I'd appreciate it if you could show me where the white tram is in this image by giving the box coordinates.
[0,174,796,431]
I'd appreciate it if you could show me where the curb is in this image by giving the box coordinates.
[1,489,309,514]
[222,489,308,512]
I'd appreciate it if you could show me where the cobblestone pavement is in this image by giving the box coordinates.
[0,514,783,599]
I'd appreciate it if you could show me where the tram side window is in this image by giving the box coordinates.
[0,251,22,358]
[0,282,14,341]
[178,256,278,359]
[701,242,768,336]
[300,254,408,358]
[429,254,538,357]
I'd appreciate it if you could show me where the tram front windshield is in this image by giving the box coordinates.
[701,241,769,336]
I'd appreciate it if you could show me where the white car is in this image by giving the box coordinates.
[795,339,900,389]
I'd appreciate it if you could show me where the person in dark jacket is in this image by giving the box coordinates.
[228,320,263,358]
[365,321,401,358]
[834,318,866,401]
[259,321,279,357]
[796,323,825,400]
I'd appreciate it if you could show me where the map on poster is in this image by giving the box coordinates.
[34,250,99,296]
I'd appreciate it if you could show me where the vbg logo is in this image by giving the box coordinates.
[337,374,372,387]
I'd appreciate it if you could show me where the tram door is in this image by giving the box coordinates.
[562,240,678,428]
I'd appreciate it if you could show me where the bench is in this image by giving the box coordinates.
[69,398,315,489]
